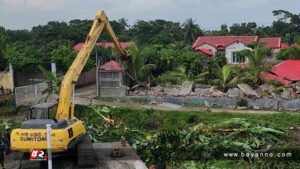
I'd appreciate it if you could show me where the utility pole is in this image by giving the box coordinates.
[96,51,99,97]
[46,124,52,169]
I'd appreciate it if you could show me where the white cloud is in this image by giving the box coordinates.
[3,0,24,7]
[102,0,175,14]
[26,0,64,11]
[2,0,64,11]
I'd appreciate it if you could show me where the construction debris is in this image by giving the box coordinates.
[238,84,259,98]
[227,88,244,98]
[178,81,193,96]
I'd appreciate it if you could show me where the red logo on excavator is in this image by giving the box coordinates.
[30,149,48,160]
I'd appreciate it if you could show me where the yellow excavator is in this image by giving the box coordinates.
[10,10,127,167]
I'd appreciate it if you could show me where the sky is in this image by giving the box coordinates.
[0,0,299,30]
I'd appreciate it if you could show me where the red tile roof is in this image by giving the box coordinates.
[271,60,300,81]
[260,72,292,85]
[74,42,131,52]
[192,36,259,49]
[281,43,289,48]
[192,36,283,50]
[195,48,213,56]
[259,37,281,49]
[99,60,124,71]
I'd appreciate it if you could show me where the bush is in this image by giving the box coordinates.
[187,115,199,124]
[236,99,248,107]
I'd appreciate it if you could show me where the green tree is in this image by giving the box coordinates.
[51,45,76,71]
[0,26,8,70]
[238,42,270,85]
[38,65,62,101]
[277,45,300,60]
[229,22,257,35]
[125,44,157,88]
[2,43,37,70]
[183,18,203,43]
[212,64,239,91]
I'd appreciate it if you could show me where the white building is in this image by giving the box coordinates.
[192,36,284,64]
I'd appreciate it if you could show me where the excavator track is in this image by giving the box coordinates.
[77,136,97,168]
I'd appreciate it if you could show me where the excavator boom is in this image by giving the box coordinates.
[56,10,126,120]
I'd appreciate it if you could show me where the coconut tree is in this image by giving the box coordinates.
[238,42,270,85]
[212,64,239,91]
[37,65,62,101]
[183,18,203,43]
[126,44,157,89]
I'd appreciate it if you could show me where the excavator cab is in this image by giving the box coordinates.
[21,102,68,129]
[27,102,58,120]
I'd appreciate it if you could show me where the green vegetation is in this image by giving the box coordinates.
[211,65,239,92]
[238,42,271,85]
[278,45,300,60]
[125,43,157,88]
[0,9,299,74]
[76,105,300,168]
[76,105,300,130]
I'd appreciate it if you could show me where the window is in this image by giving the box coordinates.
[232,52,246,63]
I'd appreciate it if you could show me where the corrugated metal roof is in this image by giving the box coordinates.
[99,60,124,71]
[195,48,213,56]
[271,60,300,81]
[260,72,292,85]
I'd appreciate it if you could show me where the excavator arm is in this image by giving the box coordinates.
[56,10,126,120]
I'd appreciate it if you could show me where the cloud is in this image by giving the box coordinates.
[3,0,64,11]
[26,0,64,11]
[102,0,175,14]
[3,0,24,7]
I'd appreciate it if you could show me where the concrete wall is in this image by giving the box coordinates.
[14,68,96,88]
[100,87,127,97]
[76,67,96,87]
[126,96,300,111]
[0,72,14,91]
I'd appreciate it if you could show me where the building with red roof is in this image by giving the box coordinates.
[271,60,300,81]
[260,60,300,85]
[99,60,124,72]
[192,36,285,64]
[74,42,131,52]
[98,60,127,97]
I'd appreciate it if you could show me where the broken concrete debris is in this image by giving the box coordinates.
[194,88,211,97]
[128,81,300,102]
[238,84,259,98]
[227,88,244,98]
[211,90,225,97]
[178,81,193,96]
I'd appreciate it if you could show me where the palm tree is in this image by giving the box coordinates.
[238,42,270,85]
[212,64,239,91]
[183,18,203,43]
[126,44,157,88]
[38,65,62,101]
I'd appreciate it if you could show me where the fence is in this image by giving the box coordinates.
[15,83,48,106]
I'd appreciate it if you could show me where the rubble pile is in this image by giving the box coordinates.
[129,81,300,100]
